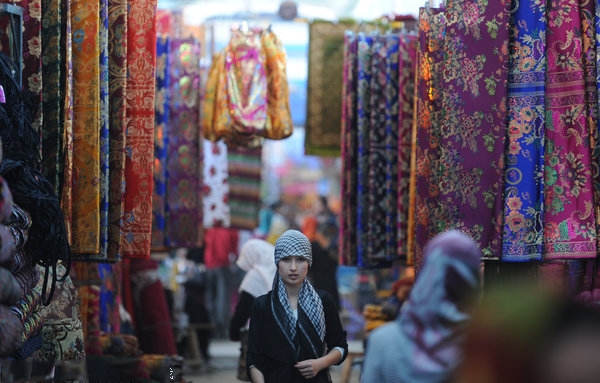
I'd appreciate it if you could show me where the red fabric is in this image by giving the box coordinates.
[203,227,239,269]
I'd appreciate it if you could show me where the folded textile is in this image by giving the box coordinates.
[0,266,21,305]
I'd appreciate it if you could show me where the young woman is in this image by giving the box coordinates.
[246,229,348,382]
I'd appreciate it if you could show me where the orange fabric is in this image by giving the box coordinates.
[70,0,101,254]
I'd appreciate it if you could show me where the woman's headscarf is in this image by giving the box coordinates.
[396,229,482,381]
[270,230,326,360]
[236,238,276,298]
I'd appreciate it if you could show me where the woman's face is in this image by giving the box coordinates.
[277,256,309,288]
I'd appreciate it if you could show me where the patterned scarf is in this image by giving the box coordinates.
[271,274,325,360]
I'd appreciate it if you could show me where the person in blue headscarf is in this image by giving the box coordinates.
[361,229,483,383]
[246,229,348,383]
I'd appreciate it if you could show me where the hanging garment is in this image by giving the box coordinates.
[122,0,157,258]
[202,51,232,143]
[501,1,546,262]
[225,27,268,148]
[107,0,128,260]
[543,0,597,259]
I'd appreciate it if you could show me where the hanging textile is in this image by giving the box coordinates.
[70,0,101,255]
[202,51,232,143]
[152,34,169,249]
[261,28,293,140]
[227,144,262,230]
[414,0,510,267]
[397,35,417,260]
[225,26,268,148]
[41,0,64,195]
[98,0,110,260]
[107,0,128,261]
[165,37,203,247]
[4,0,43,148]
[543,0,597,260]
[306,21,383,156]
[123,0,157,258]
[340,31,416,267]
[409,7,446,266]
[98,262,121,334]
[366,34,394,265]
[501,1,546,262]
[355,32,373,267]
[202,140,230,228]
[60,0,74,244]
[203,26,292,148]
[339,31,358,266]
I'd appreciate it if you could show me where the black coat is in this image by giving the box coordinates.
[247,289,348,383]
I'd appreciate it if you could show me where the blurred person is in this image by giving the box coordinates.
[203,226,239,338]
[229,239,277,381]
[380,275,415,320]
[361,230,483,383]
[183,261,212,367]
[247,230,348,382]
[309,218,341,310]
[266,201,290,245]
[455,283,600,383]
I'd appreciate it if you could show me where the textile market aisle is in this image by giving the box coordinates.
[185,339,363,383]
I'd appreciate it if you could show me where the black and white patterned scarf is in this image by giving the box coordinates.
[271,274,326,359]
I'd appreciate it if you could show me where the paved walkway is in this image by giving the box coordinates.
[184,339,364,383]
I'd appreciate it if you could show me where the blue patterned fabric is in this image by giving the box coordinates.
[501,0,546,261]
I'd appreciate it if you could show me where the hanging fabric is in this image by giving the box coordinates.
[165,37,203,247]
[501,1,546,262]
[355,32,373,268]
[41,0,64,195]
[203,25,293,148]
[306,21,384,156]
[339,31,416,268]
[397,35,417,260]
[107,0,128,261]
[202,140,231,228]
[122,0,157,258]
[409,6,446,266]
[225,26,268,148]
[202,51,232,143]
[227,144,262,230]
[340,31,358,266]
[98,0,110,261]
[60,0,74,245]
[543,0,597,260]
[414,0,510,267]
[152,34,169,249]
[261,28,293,140]
[70,0,101,256]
